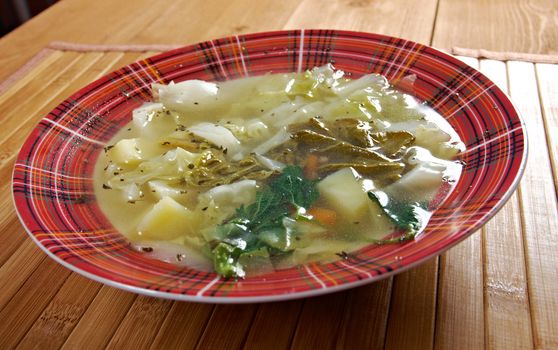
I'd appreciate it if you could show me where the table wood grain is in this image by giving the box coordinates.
[0,1,557,349]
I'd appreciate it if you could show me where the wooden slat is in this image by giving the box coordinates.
[535,63,558,193]
[481,196,533,349]
[336,278,393,349]
[194,305,259,349]
[434,55,485,350]
[16,274,101,349]
[290,292,348,349]
[0,240,46,311]
[433,0,558,54]
[0,0,176,81]
[134,0,302,44]
[283,0,438,44]
[0,51,83,126]
[0,50,63,103]
[0,215,30,266]
[476,59,533,349]
[435,237,485,350]
[243,301,302,350]
[0,179,24,230]
[384,258,439,350]
[149,302,215,349]
[0,256,70,349]
[508,61,558,350]
[61,287,136,349]
[105,296,173,350]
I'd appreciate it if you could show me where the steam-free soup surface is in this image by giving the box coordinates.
[95,65,464,278]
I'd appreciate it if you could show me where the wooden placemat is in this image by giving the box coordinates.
[0,43,556,350]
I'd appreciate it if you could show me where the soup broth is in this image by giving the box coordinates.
[95,65,464,278]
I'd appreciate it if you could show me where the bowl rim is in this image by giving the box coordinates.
[11,29,528,303]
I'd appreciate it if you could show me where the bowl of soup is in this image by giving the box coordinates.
[12,30,527,302]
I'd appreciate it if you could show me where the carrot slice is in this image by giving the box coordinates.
[304,154,319,179]
[308,207,337,226]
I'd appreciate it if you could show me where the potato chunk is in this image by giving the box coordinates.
[317,167,370,222]
[137,196,195,240]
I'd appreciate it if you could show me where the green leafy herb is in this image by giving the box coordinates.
[209,166,319,278]
[367,190,427,243]
[269,165,320,209]
[258,217,297,251]
[212,242,245,278]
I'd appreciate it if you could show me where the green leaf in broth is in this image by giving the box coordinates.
[367,190,428,239]
[269,165,319,209]
[237,247,273,275]
[212,242,245,279]
[258,217,297,252]
[209,165,320,278]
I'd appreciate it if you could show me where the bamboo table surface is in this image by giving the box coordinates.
[0,1,557,349]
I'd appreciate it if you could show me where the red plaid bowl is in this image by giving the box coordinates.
[12,30,527,303]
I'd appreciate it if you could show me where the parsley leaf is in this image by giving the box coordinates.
[367,190,427,242]
[269,165,320,209]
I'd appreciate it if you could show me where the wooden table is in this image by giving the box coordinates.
[1,1,557,349]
